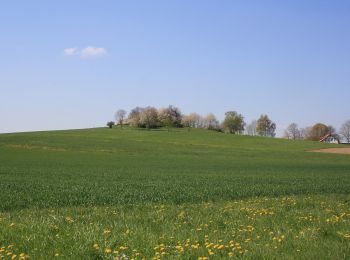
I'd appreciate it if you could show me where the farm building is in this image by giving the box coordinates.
[319,133,339,144]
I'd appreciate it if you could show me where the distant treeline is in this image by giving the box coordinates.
[107,105,350,143]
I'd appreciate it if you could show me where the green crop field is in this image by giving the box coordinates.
[0,127,349,259]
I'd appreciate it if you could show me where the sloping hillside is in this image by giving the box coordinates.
[0,128,349,259]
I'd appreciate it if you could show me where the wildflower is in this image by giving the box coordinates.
[103,229,111,235]
[65,216,74,224]
[191,244,199,249]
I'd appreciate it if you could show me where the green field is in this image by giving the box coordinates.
[0,128,349,259]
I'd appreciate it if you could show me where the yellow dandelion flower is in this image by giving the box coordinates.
[218,245,225,250]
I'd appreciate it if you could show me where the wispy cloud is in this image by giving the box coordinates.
[81,46,108,58]
[63,46,109,58]
[63,47,77,56]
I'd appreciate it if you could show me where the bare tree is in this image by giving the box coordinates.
[299,126,311,140]
[115,109,127,128]
[204,113,219,130]
[284,123,301,140]
[340,120,350,143]
[327,125,336,135]
[245,120,257,136]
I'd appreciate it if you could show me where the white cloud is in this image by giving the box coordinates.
[63,46,109,58]
[63,47,77,56]
[80,46,108,58]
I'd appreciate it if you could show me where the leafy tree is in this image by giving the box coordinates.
[106,121,115,129]
[140,107,159,129]
[182,113,201,130]
[204,113,219,130]
[115,109,127,128]
[307,123,329,141]
[222,111,245,134]
[128,107,144,127]
[340,120,350,143]
[256,115,276,137]
[158,105,183,129]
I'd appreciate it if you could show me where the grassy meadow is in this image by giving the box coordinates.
[0,127,349,259]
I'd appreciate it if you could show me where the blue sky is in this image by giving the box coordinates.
[1,1,349,135]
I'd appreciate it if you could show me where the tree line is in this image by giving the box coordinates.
[283,121,350,143]
[107,105,276,137]
[107,105,350,143]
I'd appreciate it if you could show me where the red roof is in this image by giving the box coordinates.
[319,133,334,142]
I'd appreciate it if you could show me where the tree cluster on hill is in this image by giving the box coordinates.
[108,107,350,142]
[283,120,350,143]
[107,106,278,138]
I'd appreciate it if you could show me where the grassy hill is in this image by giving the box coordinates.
[0,128,349,259]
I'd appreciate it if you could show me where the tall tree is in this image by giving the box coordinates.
[115,109,127,128]
[204,113,219,130]
[340,120,350,143]
[128,107,144,127]
[158,105,183,129]
[300,126,312,140]
[182,113,200,129]
[245,120,257,136]
[256,115,276,137]
[222,111,245,134]
[140,107,159,129]
[307,123,329,141]
[284,123,301,140]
